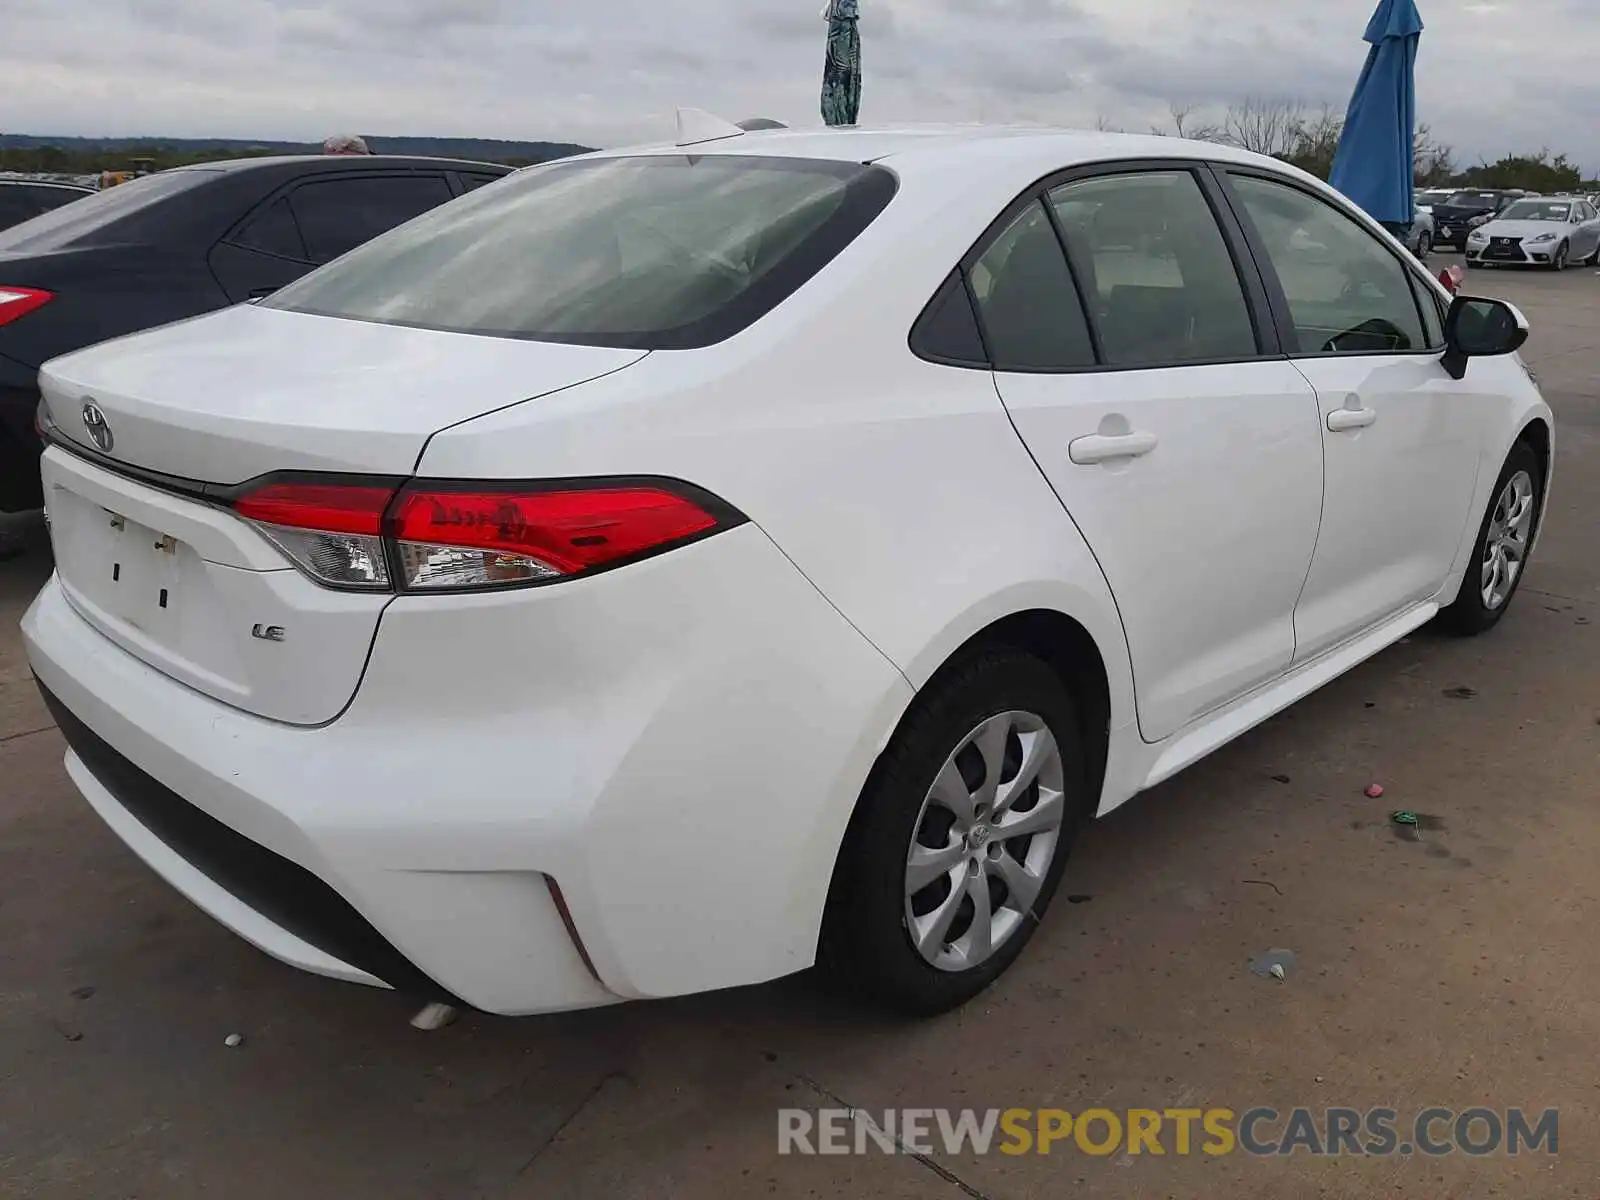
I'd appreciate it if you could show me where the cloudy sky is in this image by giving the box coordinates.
[3,0,1597,169]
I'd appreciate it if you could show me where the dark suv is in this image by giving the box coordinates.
[1430,190,1517,250]
[0,155,511,511]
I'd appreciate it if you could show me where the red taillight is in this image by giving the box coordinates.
[230,477,738,593]
[392,484,720,581]
[0,287,53,328]
[233,482,392,536]
[233,480,398,591]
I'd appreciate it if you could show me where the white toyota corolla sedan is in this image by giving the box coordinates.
[23,124,1552,1018]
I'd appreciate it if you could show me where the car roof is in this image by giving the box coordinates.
[0,155,513,256]
[591,124,1284,172]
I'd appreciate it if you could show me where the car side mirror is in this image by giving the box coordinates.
[1441,296,1529,380]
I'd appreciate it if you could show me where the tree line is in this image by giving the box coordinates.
[1140,99,1588,194]
[6,105,1591,194]
[0,139,578,176]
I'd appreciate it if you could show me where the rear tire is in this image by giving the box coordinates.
[1438,441,1543,636]
[820,649,1091,1015]
[1415,231,1432,259]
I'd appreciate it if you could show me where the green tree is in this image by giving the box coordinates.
[1456,150,1582,193]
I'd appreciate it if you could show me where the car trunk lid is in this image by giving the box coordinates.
[38,303,647,483]
[37,305,647,724]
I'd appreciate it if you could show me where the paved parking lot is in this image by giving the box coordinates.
[2,256,1597,1199]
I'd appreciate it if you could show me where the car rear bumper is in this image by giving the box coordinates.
[23,522,913,1014]
[38,681,449,996]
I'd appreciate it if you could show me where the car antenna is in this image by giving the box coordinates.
[676,107,747,148]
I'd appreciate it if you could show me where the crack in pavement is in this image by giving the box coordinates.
[0,725,55,746]
[793,1073,999,1200]
[514,1071,628,1178]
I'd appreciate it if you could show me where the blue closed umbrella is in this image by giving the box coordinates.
[1328,0,1423,231]
[821,0,861,127]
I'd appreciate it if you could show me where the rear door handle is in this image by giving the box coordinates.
[1327,406,1378,432]
[1069,431,1159,465]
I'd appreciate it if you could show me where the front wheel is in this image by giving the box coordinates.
[1552,241,1570,271]
[1415,231,1432,259]
[820,649,1090,1015]
[1438,441,1543,635]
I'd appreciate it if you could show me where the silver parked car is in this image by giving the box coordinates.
[1465,196,1600,270]
[1406,204,1435,258]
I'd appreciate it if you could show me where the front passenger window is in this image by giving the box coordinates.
[970,201,1095,371]
[1229,175,1427,356]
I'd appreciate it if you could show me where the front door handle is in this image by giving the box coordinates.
[1069,430,1159,465]
[1327,406,1378,433]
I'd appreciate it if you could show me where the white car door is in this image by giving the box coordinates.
[1220,170,1491,662]
[976,167,1325,743]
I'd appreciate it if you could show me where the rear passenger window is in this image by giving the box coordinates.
[970,201,1095,371]
[910,271,987,366]
[228,196,307,261]
[1048,171,1258,367]
[290,175,455,263]
[1229,174,1427,356]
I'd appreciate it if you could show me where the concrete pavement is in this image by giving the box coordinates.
[1,258,1597,1199]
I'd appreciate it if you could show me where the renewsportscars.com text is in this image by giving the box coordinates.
[778,1106,1558,1158]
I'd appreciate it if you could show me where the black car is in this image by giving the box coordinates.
[0,179,95,232]
[0,155,511,511]
[1430,189,1518,250]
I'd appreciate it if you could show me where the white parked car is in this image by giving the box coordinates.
[1465,196,1600,270]
[24,126,1553,1017]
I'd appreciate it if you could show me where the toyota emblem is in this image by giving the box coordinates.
[81,401,113,453]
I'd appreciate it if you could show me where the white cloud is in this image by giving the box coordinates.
[0,0,1596,170]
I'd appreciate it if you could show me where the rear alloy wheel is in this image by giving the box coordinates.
[1439,441,1542,635]
[902,709,1066,974]
[1415,231,1432,259]
[821,650,1089,1015]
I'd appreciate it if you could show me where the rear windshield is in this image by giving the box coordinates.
[0,169,218,251]
[263,155,898,349]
